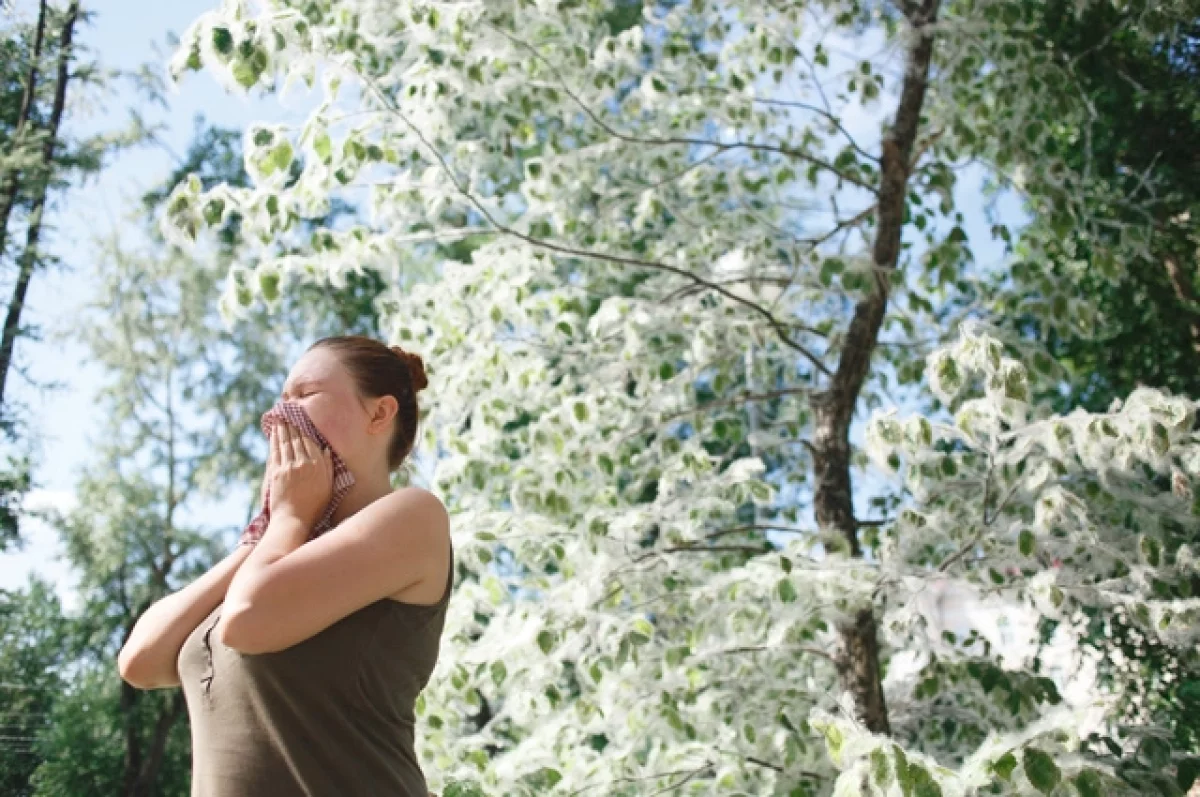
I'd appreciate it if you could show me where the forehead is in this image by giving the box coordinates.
[283,348,344,391]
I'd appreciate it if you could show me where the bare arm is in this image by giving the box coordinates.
[117,542,254,690]
[218,488,447,655]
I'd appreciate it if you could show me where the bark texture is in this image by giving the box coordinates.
[119,682,185,797]
[0,0,47,265]
[0,0,78,414]
[812,0,942,735]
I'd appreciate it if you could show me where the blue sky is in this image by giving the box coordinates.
[1,2,1023,610]
[2,0,288,604]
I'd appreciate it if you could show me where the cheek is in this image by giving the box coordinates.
[305,403,356,454]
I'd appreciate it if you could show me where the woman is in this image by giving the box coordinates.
[118,335,452,797]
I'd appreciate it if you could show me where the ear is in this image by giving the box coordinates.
[369,394,400,433]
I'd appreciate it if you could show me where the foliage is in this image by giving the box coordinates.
[996,0,1200,761]
[0,577,69,797]
[158,0,1200,794]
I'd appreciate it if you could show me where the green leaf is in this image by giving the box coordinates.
[820,257,844,287]
[823,724,844,764]
[894,746,912,795]
[936,356,962,394]
[314,132,332,163]
[992,752,1017,781]
[1074,769,1102,797]
[1018,529,1035,556]
[776,578,797,603]
[1141,536,1161,567]
[202,198,225,225]
[212,27,234,56]
[270,141,294,173]
[1022,748,1060,794]
[537,630,554,654]
[232,52,266,88]
[1178,758,1200,791]
[871,748,893,788]
[1151,421,1170,456]
[908,764,942,797]
[259,270,280,300]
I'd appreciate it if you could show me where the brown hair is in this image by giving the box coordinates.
[308,335,428,472]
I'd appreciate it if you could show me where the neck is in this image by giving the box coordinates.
[328,467,394,528]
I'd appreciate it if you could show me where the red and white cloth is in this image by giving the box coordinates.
[238,400,356,547]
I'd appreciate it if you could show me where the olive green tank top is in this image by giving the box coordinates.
[178,539,453,797]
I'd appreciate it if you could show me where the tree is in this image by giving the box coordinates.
[166,1,1200,794]
[0,576,71,797]
[0,1,142,552]
[996,0,1200,766]
[999,0,1200,413]
[3,115,411,795]
[27,221,263,797]
[0,0,81,414]
[0,1,79,553]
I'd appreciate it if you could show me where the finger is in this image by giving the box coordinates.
[292,422,312,463]
[279,421,294,466]
[282,420,298,463]
[299,427,321,462]
[269,422,280,469]
[289,422,310,463]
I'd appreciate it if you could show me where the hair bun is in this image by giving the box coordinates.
[390,345,428,392]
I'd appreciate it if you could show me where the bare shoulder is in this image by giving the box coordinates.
[384,487,451,605]
[387,486,449,527]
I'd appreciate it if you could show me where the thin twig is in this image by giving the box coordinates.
[491,25,880,194]
[357,75,834,378]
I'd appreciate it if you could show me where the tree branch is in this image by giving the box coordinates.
[358,74,834,378]
[494,26,880,194]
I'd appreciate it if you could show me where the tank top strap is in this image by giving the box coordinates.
[437,537,454,606]
[386,535,453,612]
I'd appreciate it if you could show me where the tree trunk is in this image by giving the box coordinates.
[0,0,48,266]
[124,691,185,797]
[811,0,941,735]
[0,0,77,414]
[119,680,145,796]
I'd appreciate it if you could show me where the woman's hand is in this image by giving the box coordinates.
[268,420,334,530]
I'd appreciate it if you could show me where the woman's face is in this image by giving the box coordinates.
[279,347,392,466]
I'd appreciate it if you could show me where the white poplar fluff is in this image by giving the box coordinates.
[164,1,1198,794]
